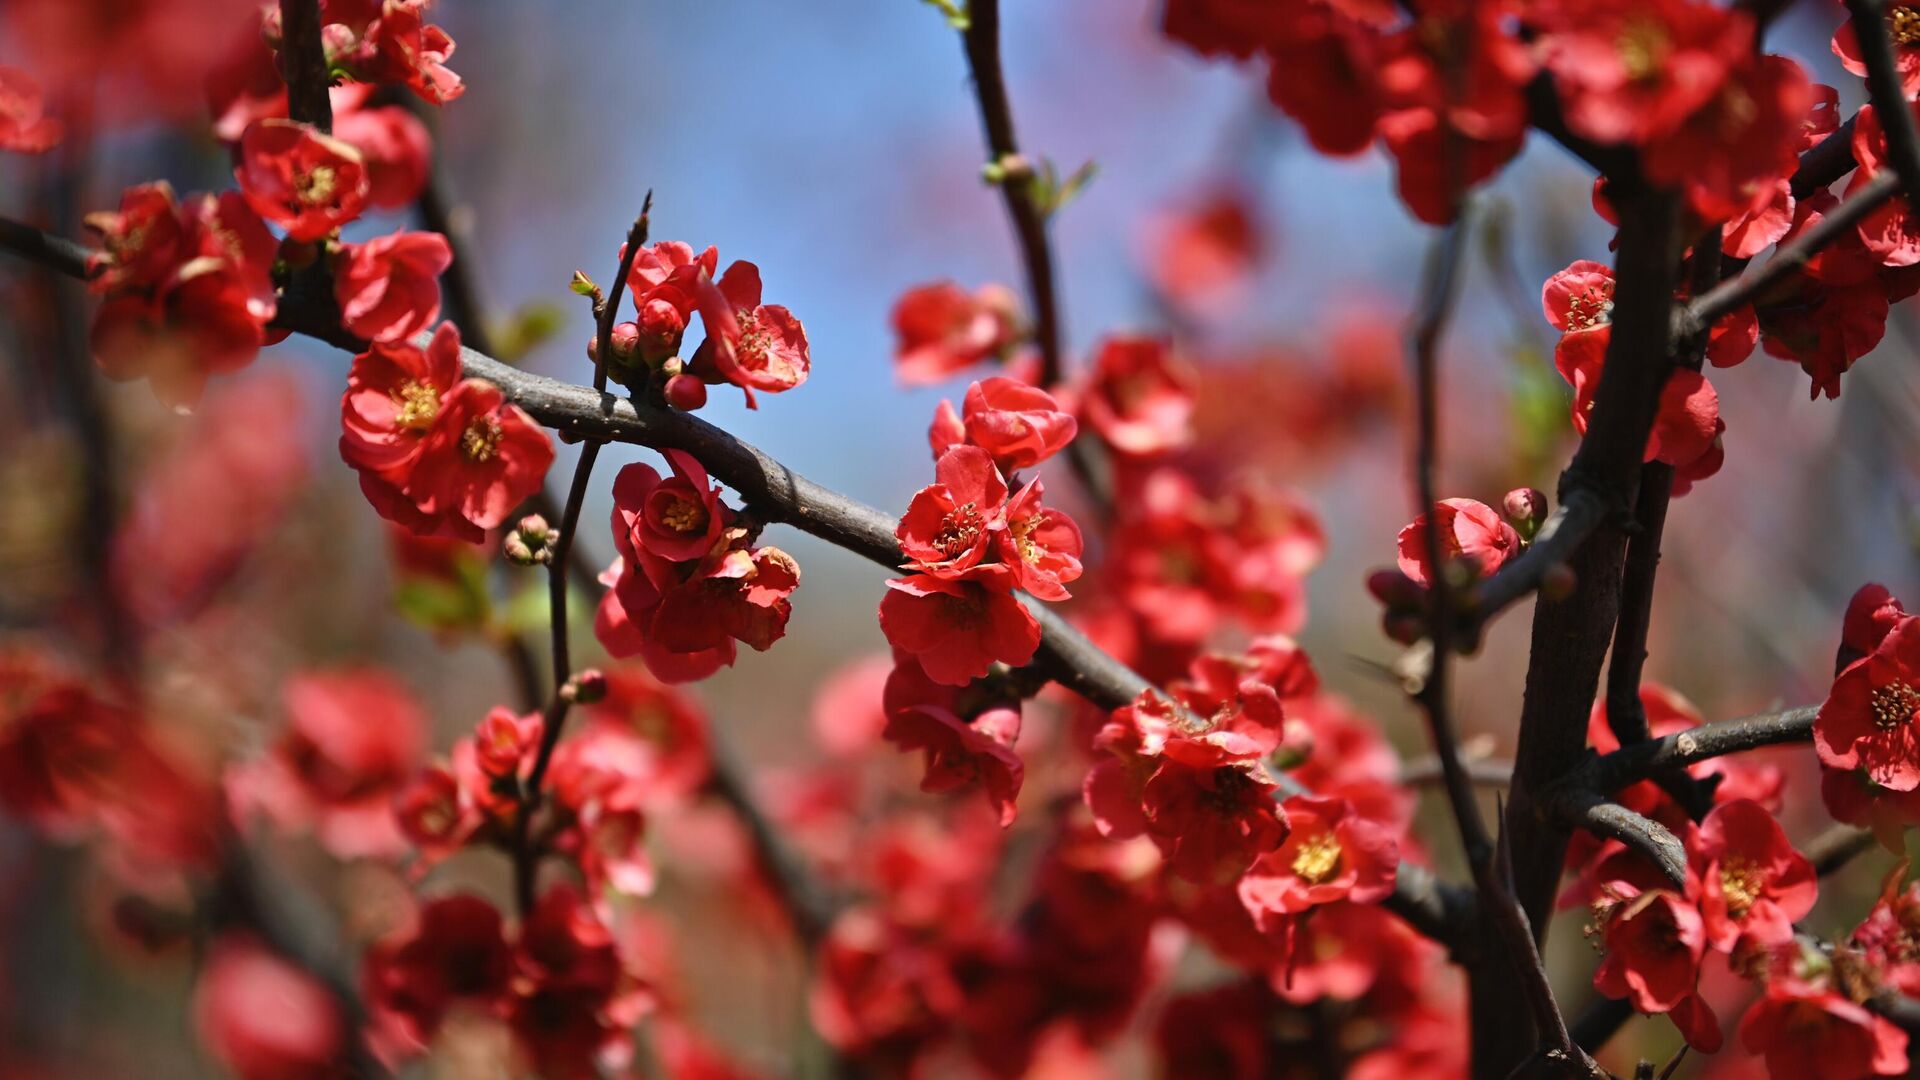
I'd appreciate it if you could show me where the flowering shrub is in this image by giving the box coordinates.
[10,0,1920,1077]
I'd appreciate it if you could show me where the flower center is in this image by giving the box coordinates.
[1564,288,1614,331]
[1008,514,1042,565]
[934,501,984,559]
[392,379,441,431]
[461,416,504,462]
[295,165,338,207]
[1891,6,1920,46]
[659,496,708,535]
[1871,679,1920,730]
[1617,19,1668,81]
[1718,856,1765,919]
[1290,831,1344,884]
[735,308,770,371]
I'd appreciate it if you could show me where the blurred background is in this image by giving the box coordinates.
[2,0,1918,1076]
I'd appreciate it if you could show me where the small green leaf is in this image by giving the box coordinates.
[918,0,969,30]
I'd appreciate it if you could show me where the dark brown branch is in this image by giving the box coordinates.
[1576,704,1816,794]
[705,731,839,947]
[959,0,1061,388]
[278,0,333,133]
[0,214,1472,951]
[1545,787,1688,889]
[1845,0,1920,210]
[1805,823,1876,877]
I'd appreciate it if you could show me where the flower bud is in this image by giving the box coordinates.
[505,515,555,566]
[1366,568,1423,612]
[1541,563,1578,602]
[1503,487,1548,539]
[1384,612,1426,647]
[664,373,708,411]
[570,668,607,705]
[570,270,599,296]
[609,321,640,364]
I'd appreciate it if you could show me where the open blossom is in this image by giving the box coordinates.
[1554,326,1722,471]
[276,0,465,104]
[1589,851,1721,1051]
[85,184,278,406]
[1852,870,1920,997]
[1538,0,1753,146]
[878,569,1039,687]
[230,669,427,860]
[1080,335,1197,457]
[1644,53,1811,224]
[1852,101,1920,267]
[891,281,1022,384]
[1236,795,1397,931]
[612,452,730,564]
[690,260,810,405]
[1834,4,1920,98]
[956,377,1077,473]
[0,65,62,152]
[995,477,1083,602]
[235,119,370,241]
[331,86,433,209]
[1138,186,1265,318]
[340,324,556,541]
[1691,799,1816,952]
[1396,498,1519,586]
[334,230,452,344]
[897,446,1009,578]
[194,937,345,1080]
[882,652,1025,827]
[1738,968,1909,1078]
[1542,260,1615,332]
[364,894,514,1053]
[1816,615,1920,790]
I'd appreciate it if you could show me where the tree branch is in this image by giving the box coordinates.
[1845,0,1920,210]
[278,0,333,133]
[1574,705,1816,794]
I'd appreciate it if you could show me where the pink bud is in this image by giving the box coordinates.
[609,321,641,363]
[1503,487,1547,535]
[664,373,707,411]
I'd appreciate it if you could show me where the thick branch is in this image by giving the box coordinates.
[278,0,333,133]
[1845,0,1920,210]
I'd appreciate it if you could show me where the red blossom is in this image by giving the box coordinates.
[896,445,1010,578]
[1691,798,1816,952]
[1395,497,1519,586]
[331,87,433,209]
[0,66,62,152]
[1816,615,1920,790]
[882,653,1025,827]
[1138,187,1266,317]
[611,452,731,565]
[995,477,1084,602]
[690,260,810,405]
[235,118,371,242]
[194,937,345,1080]
[1643,54,1812,225]
[1542,259,1615,332]
[1835,5,1920,99]
[334,230,452,344]
[1236,794,1397,929]
[1538,0,1754,147]
[1590,851,1719,1050]
[878,570,1040,687]
[959,377,1078,473]
[1080,335,1197,457]
[891,281,1022,384]
[364,894,513,1054]
[1737,972,1909,1078]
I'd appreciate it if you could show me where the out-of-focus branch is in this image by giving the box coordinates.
[278,0,333,133]
[0,213,1473,950]
[705,731,839,947]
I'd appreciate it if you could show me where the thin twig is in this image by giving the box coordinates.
[1576,704,1816,793]
[704,731,839,947]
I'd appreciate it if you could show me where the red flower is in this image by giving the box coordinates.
[611,452,730,564]
[1144,755,1288,884]
[891,281,1022,384]
[0,65,61,152]
[1555,326,1723,470]
[995,477,1084,602]
[1852,869,1920,997]
[334,229,452,344]
[232,669,427,860]
[1691,798,1816,952]
[1236,794,1397,928]
[1590,852,1719,1050]
[1395,497,1519,586]
[1643,53,1812,224]
[507,884,653,1080]
[235,118,370,241]
[1375,105,1524,226]
[364,894,513,1053]
[294,0,465,104]
[1852,101,1920,267]
[1081,335,1197,457]
[882,653,1025,827]
[1539,0,1753,146]
[1542,259,1615,332]
[331,86,432,210]
[960,377,1078,473]
[878,570,1040,686]
[691,260,810,404]
[1844,583,1909,670]
[1834,5,1920,99]
[1152,980,1271,1080]
[1264,10,1388,158]
[1737,973,1909,1078]
[1377,5,1535,143]
[340,322,466,477]
[897,445,1009,578]
[472,706,542,781]
[194,937,345,1080]
[1138,187,1266,317]
[1817,615,1920,790]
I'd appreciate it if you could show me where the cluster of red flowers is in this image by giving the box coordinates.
[600,240,812,409]
[1816,584,1920,843]
[594,450,801,683]
[340,323,555,541]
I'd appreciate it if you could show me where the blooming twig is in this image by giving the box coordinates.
[1845,0,1920,210]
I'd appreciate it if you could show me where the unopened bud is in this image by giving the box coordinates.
[664,372,708,411]
[982,153,1033,185]
[570,668,608,705]
[1503,487,1548,539]
[609,321,640,363]
[505,515,555,567]
[1384,612,1426,647]
[1366,568,1423,612]
[1540,563,1578,602]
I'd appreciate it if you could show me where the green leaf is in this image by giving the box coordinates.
[918,0,969,30]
